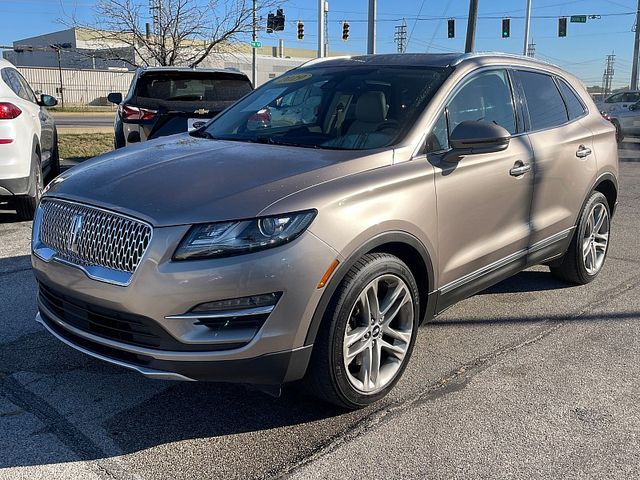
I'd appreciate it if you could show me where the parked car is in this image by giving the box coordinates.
[32,53,618,409]
[0,59,59,220]
[607,101,640,143]
[108,67,253,149]
[596,90,640,114]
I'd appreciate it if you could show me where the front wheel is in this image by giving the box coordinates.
[305,253,420,409]
[550,191,611,284]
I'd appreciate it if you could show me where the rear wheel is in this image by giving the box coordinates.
[550,191,610,284]
[15,150,43,221]
[305,253,420,409]
[47,130,61,181]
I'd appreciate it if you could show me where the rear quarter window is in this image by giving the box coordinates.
[557,78,586,120]
[515,70,568,131]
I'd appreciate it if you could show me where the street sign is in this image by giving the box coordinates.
[570,15,587,23]
[250,41,262,48]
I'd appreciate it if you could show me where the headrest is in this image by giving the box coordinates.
[355,91,388,123]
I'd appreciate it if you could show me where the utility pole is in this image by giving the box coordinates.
[318,0,326,57]
[465,0,479,53]
[367,0,376,54]
[252,0,257,86]
[395,20,407,53]
[602,53,616,97]
[631,0,640,90]
[523,0,532,56]
[526,42,536,58]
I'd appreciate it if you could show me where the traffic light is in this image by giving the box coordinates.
[447,19,455,39]
[558,17,567,37]
[342,21,350,41]
[266,9,285,33]
[501,18,510,38]
[297,21,304,40]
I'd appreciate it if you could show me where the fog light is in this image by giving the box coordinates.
[192,292,282,313]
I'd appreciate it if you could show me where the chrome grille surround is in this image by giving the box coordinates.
[33,199,153,286]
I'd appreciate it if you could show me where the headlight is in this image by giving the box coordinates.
[173,210,317,260]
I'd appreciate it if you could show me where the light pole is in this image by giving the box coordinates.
[318,0,326,57]
[523,0,532,56]
[367,0,376,54]
[465,0,479,53]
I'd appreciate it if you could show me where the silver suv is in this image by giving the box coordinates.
[32,53,618,408]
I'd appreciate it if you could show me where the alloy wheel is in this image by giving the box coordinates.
[342,274,414,394]
[582,203,609,275]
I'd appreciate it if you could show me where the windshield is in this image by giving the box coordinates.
[134,72,252,102]
[199,65,449,150]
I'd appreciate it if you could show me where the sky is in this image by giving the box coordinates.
[0,0,637,88]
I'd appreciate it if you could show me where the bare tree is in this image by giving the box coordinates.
[67,0,277,68]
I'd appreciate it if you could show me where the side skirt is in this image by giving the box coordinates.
[434,228,574,314]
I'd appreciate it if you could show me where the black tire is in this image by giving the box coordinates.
[47,130,61,181]
[305,253,420,409]
[550,191,611,285]
[612,120,623,144]
[15,150,43,221]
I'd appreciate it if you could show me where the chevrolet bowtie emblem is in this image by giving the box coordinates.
[68,214,83,254]
[194,108,209,115]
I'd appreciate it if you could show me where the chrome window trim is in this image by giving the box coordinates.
[32,197,154,287]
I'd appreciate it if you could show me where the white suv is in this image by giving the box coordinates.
[0,59,59,220]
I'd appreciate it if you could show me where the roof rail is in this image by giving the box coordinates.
[297,55,352,69]
[451,51,557,68]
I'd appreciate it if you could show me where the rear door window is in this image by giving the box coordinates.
[556,78,586,120]
[515,70,568,131]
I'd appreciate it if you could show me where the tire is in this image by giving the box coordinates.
[47,130,61,182]
[305,253,420,409]
[612,120,623,144]
[15,150,43,221]
[550,191,611,285]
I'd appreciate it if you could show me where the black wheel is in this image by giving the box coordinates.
[47,130,61,181]
[550,191,611,285]
[612,120,623,144]
[305,253,420,409]
[15,150,43,221]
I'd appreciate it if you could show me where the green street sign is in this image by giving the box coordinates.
[570,15,587,23]
[250,41,262,48]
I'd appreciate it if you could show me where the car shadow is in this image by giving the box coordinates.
[478,269,572,294]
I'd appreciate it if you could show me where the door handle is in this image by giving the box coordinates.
[576,145,592,158]
[509,162,531,177]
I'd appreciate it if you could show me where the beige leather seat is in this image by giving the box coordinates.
[346,91,389,135]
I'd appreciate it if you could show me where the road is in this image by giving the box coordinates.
[0,148,639,479]
[53,112,115,130]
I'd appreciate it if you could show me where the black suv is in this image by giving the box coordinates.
[108,67,253,148]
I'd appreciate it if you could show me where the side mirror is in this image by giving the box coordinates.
[127,131,141,144]
[449,120,511,154]
[39,94,58,108]
[107,92,123,104]
[629,104,637,111]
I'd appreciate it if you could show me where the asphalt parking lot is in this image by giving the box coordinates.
[1,144,639,480]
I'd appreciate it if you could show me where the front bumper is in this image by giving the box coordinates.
[32,226,339,385]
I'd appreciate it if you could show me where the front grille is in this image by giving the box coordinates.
[39,199,152,274]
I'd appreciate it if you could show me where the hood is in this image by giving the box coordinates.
[46,134,392,227]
